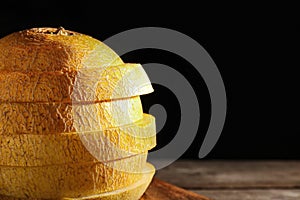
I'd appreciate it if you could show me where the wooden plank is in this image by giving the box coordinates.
[155,160,300,189]
[141,178,211,200]
[192,189,300,200]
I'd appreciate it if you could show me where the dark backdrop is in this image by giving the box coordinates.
[0,2,298,159]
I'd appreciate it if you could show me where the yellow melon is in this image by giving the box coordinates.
[0,27,123,72]
[63,163,155,200]
[0,163,155,200]
[0,96,143,134]
[0,27,156,199]
[0,155,155,199]
[0,114,156,166]
[0,63,153,102]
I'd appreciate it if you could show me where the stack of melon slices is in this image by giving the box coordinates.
[0,27,156,199]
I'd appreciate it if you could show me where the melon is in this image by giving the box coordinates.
[0,27,156,199]
[0,96,143,134]
[0,114,156,166]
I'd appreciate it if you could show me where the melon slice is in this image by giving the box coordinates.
[0,63,153,102]
[63,163,155,200]
[0,96,143,134]
[0,163,155,200]
[0,155,155,199]
[0,114,156,166]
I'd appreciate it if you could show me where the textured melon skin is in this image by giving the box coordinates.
[64,163,155,200]
[0,114,156,166]
[0,28,153,102]
[0,64,153,102]
[0,27,123,72]
[0,96,143,135]
[0,163,155,200]
[0,156,154,199]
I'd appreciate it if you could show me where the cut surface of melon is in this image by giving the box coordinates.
[0,114,156,166]
[0,156,154,199]
[0,96,143,134]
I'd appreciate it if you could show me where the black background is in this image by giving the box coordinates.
[0,2,298,159]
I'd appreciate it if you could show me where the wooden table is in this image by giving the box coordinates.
[143,160,300,200]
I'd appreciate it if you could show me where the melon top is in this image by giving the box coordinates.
[0,27,123,72]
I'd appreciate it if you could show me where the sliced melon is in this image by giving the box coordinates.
[0,96,143,134]
[0,27,153,102]
[0,114,156,166]
[64,163,155,200]
[0,63,153,102]
[0,156,155,199]
[0,163,155,200]
[0,27,123,72]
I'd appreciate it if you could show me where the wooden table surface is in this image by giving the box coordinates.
[150,160,300,200]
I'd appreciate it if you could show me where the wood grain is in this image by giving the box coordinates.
[155,160,300,189]
[193,189,300,200]
[152,160,300,199]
